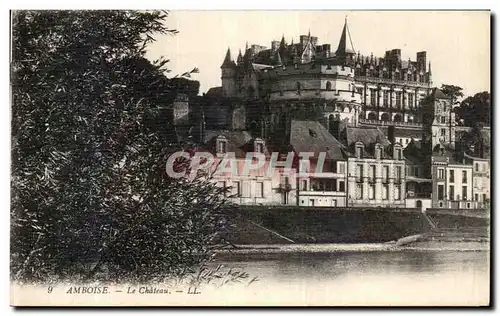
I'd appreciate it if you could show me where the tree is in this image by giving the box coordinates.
[440,84,464,102]
[11,10,231,283]
[456,91,490,126]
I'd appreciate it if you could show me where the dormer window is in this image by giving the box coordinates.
[375,144,382,160]
[355,142,364,158]
[254,138,265,154]
[394,145,403,160]
[216,136,228,154]
[326,81,332,91]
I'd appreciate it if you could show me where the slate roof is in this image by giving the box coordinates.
[289,120,347,160]
[346,126,391,147]
[393,128,423,139]
[203,130,254,158]
[344,126,395,159]
[432,142,465,165]
[432,87,451,99]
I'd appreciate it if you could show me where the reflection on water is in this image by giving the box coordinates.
[212,244,490,306]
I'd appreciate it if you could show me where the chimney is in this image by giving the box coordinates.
[417,51,427,72]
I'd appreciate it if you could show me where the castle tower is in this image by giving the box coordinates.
[430,88,455,150]
[220,47,237,98]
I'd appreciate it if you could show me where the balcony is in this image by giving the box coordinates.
[358,119,423,128]
[355,76,431,88]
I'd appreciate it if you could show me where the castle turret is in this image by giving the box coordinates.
[237,49,243,66]
[335,18,356,64]
[221,47,237,98]
[428,61,432,84]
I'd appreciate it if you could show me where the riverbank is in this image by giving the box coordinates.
[228,206,489,244]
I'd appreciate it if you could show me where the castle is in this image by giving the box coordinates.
[169,19,490,210]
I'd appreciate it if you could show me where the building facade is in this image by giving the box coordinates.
[175,18,490,211]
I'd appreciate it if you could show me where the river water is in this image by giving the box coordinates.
[212,243,490,306]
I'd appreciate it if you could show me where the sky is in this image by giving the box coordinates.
[145,11,490,97]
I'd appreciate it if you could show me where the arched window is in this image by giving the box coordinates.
[216,136,228,154]
[368,112,377,120]
[326,81,332,91]
[381,113,390,122]
[394,114,402,122]
[296,82,301,95]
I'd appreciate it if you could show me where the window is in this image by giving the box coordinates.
[356,164,364,181]
[374,145,381,159]
[255,142,264,153]
[475,163,479,172]
[406,139,409,144]
[395,185,401,200]
[383,166,389,182]
[462,170,467,183]
[296,82,301,95]
[438,185,444,200]
[440,116,446,124]
[356,145,364,158]
[414,167,420,177]
[467,203,471,209]
[217,137,228,154]
[356,183,363,199]
[338,162,346,174]
[462,186,467,200]
[396,91,402,107]
[339,181,345,192]
[439,201,443,208]
[369,184,375,200]
[396,166,402,181]
[256,182,264,198]
[370,165,376,180]
[449,186,454,201]
[382,184,389,200]
[326,81,332,91]
[475,194,478,201]
[449,170,454,183]
[438,168,444,180]
[370,89,377,105]
[441,128,446,137]
[302,180,308,191]
[408,93,414,107]
[383,91,388,106]
[394,148,402,160]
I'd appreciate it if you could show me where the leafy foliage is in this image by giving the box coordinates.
[11,10,232,284]
[440,84,464,101]
[454,91,491,126]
